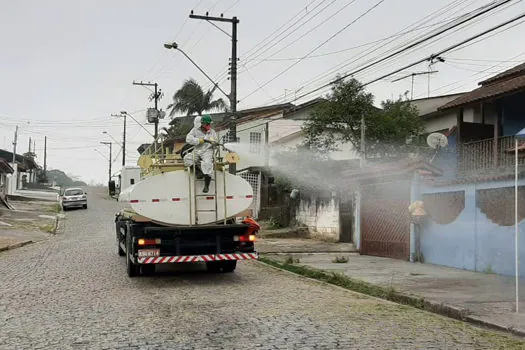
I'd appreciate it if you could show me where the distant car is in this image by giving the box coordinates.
[61,188,87,210]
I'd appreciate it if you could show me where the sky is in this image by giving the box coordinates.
[0,0,524,185]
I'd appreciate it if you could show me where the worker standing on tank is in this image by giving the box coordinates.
[184,114,217,193]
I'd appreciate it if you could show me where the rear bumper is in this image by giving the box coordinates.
[137,252,259,264]
[62,200,87,208]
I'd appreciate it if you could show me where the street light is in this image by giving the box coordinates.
[163,42,230,100]
[100,142,112,184]
[102,131,122,148]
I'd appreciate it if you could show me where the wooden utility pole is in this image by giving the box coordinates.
[44,136,47,174]
[189,12,239,174]
[12,126,18,164]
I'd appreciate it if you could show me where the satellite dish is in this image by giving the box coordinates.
[427,132,448,149]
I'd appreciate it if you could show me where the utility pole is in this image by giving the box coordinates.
[44,136,47,175]
[132,81,163,139]
[360,114,365,168]
[12,126,18,164]
[100,142,112,183]
[112,112,127,166]
[189,12,239,174]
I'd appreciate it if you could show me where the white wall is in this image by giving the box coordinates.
[295,194,340,241]
[424,112,457,133]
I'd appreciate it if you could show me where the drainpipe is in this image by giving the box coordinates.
[410,171,421,262]
[354,187,361,251]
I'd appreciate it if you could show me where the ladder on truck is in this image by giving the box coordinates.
[188,150,228,225]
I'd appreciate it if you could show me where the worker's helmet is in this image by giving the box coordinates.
[201,115,212,125]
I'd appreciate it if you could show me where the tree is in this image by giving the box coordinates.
[302,77,424,159]
[167,78,227,117]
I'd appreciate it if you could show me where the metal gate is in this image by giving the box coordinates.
[239,170,261,219]
[360,180,411,260]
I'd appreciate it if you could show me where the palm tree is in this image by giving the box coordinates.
[167,78,227,117]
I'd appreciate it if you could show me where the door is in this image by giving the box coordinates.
[360,180,411,260]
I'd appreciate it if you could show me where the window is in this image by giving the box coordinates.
[249,132,262,153]
[130,178,135,185]
[224,131,240,143]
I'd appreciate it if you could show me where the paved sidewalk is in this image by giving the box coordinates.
[257,237,357,254]
[264,252,525,336]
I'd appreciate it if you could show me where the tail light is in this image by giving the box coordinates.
[234,234,256,242]
[138,238,161,245]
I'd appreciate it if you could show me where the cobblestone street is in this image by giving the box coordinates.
[0,188,524,349]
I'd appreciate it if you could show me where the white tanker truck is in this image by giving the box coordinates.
[114,142,259,277]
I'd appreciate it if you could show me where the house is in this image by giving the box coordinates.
[0,149,39,194]
[0,158,14,197]
[347,61,525,278]
[410,93,465,135]
[213,98,366,219]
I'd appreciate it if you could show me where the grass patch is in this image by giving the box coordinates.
[46,203,62,213]
[39,223,55,234]
[284,255,301,264]
[260,256,434,314]
[332,256,349,263]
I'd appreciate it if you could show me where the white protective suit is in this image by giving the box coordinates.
[183,116,217,176]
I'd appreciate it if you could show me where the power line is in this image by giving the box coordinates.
[290,0,518,103]
[201,0,321,90]
[258,0,481,106]
[240,0,385,102]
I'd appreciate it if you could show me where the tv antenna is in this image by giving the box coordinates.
[392,71,438,100]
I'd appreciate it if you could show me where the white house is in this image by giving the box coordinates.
[410,93,466,134]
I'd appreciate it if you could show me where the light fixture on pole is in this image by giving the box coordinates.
[102,131,122,148]
[163,42,230,100]
[514,127,525,313]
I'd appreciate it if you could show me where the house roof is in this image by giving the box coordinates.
[283,98,325,118]
[0,149,38,170]
[215,110,285,132]
[409,93,465,118]
[270,130,304,145]
[479,62,525,85]
[0,159,14,174]
[341,158,442,182]
[439,61,525,110]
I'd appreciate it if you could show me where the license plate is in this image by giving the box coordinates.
[138,249,160,257]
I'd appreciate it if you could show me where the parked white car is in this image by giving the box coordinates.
[61,188,87,211]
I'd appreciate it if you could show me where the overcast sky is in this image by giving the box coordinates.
[1,0,524,184]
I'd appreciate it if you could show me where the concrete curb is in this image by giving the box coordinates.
[0,240,34,253]
[260,256,525,338]
[259,251,359,255]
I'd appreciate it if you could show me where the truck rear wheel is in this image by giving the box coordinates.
[221,260,237,273]
[126,233,139,277]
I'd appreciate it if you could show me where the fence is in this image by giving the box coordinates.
[459,135,525,174]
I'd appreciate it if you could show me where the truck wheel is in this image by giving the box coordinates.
[221,260,237,273]
[117,241,125,257]
[126,234,139,277]
[117,221,126,256]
